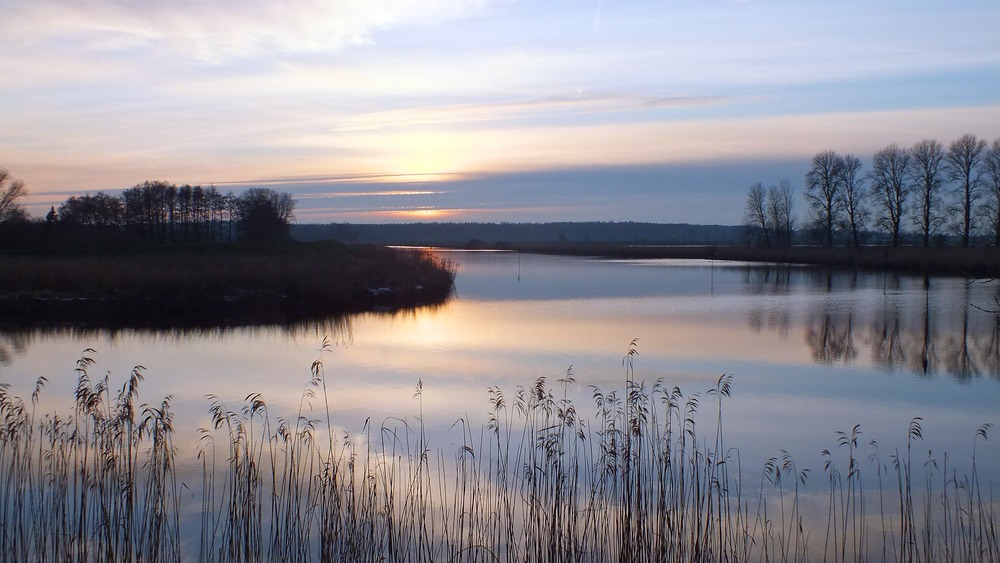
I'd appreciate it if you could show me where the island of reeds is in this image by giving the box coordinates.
[0,242,455,327]
[0,346,996,562]
[0,181,456,327]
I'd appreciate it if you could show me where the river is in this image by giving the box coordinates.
[2,249,998,560]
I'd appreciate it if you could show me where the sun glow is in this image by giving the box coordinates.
[391,208,455,219]
[296,190,444,199]
[375,173,458,184]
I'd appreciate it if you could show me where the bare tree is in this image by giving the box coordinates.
[743,182,770,246]
[981,138,1000,246]
[58,192,123,228]
[237,187,296,242]
[804,150,843,247]
[0,167,27,222]
[947,133,988,247]
[909,139,946,247]
[767,179,795,247]
[869,143,911,246]
[838,154,869,247]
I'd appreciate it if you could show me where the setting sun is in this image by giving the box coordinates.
[375,208,457,220]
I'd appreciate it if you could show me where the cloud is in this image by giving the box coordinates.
[332,94,730,132]
[216,173,463,187]
[0,0,494,63]
[296,190,446,199]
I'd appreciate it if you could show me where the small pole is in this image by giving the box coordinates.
[710,246,717,295]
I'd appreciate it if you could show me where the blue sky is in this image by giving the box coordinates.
[1,0,998,224]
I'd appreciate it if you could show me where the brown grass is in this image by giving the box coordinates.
[0,242,455,326]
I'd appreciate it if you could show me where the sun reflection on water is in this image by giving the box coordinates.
[1,251,999,560]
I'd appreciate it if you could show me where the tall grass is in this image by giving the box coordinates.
[0,243,456,326]
[1,345,997,561]
[0,349,180,562]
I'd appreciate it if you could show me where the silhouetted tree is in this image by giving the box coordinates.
[59,192,124,228]
[743,182,770,246]
[163,183,178,242]
[122,180,175,243]
[205,185,230,242]
[838,154,869,247]
[58,196,90,226]
[226,193,240,242]
[979,138,1000,246]
[237,188,296,242]
[176,183,223,242]
[869,143,911,246]
[947,133,987,247]
[191,184,205,240]
[767,179,794,247]
[909,139,947,247]
[0,167,26,222]
[804,150,844,247]
[45,206,58,228]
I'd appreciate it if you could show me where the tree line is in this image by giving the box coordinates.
[294,221,746,245]
[745,133,1000,247]
[0,174,296,248]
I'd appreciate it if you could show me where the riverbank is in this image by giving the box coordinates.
[511,243,1000,277]
[0,242,455,327]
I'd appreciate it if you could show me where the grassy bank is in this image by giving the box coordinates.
[512,243,1000,277]
[0,242,455,327]
[0,351,996,562]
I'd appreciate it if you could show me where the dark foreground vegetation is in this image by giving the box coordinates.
[0,243,455,327]
[0,347,996,562]
[513,243,1000,278]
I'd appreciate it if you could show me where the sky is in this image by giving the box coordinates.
[1,0,998,225]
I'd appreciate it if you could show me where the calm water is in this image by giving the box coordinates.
[2,250,1000,542]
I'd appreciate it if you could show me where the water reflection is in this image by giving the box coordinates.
[805,311,858,364]
[1,251,998,561]
[0,330,29,366]
[790,275,998,380]
[705,258,998,380]
[3,255,999,383]
[0,316,356,366]
[0,253,997,455]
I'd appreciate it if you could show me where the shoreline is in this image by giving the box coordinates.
[0,242,456,328]
[505,243,1000,278]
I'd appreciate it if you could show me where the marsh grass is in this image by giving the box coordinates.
[0,350,180,562]
[1,345,997,562]
[0,243,456,326]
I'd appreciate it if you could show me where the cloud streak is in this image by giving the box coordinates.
[332,94,730,132]
[2,0,999,224]
[0,0,493,62]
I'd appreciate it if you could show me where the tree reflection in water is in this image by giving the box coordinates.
[743,265,1000,380]
[806,311,858,364]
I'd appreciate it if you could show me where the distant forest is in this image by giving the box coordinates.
[293,222,745,246]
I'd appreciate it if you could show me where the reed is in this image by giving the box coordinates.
[0,243,456,326]
[0,350,180,562]
[0,346,997,562]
